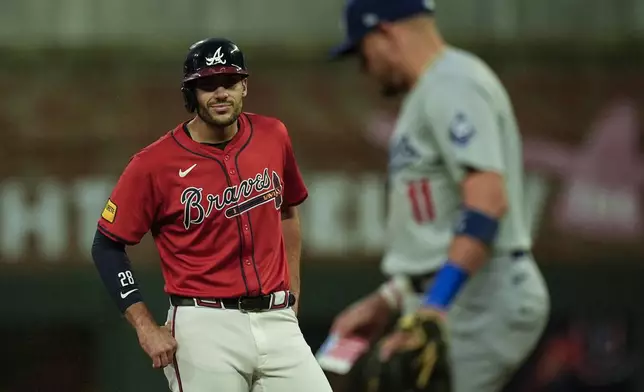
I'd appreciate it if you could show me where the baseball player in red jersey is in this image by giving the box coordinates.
[91,38,333,392]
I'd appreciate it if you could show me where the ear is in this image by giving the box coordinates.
[241,78,248,97]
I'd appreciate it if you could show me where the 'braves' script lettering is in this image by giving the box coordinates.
[180,168,281,229]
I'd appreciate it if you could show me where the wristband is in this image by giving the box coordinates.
[377,277,408,310]
[455,207,499,246]
[422,261,469,310]
[378,282,399,309]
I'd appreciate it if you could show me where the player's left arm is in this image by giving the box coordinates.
[279,121,309,315]
[421,79,508,314]
[281,206,302,314]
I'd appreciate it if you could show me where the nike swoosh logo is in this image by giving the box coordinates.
[179,164,197,178]
[120,289,139,299]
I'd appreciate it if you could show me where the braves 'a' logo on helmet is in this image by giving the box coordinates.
[205,47,227,66]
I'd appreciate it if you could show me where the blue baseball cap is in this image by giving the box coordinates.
[330,0,435,59]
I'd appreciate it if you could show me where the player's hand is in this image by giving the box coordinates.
[331,291,394,340]
[136,322,178,369]
[379,307,446,361]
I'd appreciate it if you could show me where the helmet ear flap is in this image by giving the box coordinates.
[181,85,197,113]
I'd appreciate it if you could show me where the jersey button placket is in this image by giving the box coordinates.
[239,214,257,293]
[241,216,253,253]
[228,164,258,294]
[222,158,257,293]
[225,157,235,177]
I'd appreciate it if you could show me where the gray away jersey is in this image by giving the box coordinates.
[382,46,531,276]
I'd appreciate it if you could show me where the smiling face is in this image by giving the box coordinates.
[193,74,248,127]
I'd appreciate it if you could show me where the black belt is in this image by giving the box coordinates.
[408,250,529,293]
[170,291,296,312]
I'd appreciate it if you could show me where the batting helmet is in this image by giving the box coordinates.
[181,37,249,113]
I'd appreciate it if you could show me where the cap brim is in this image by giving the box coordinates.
[328,41,358,60]
[183,66,249,82]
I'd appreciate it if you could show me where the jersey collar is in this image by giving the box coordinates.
[172,113,251,158]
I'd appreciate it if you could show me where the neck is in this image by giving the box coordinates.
[187,116,238,144]
[404,26,445,90]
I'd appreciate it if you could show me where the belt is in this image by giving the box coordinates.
[408,249,529,293]
[169,291,296,312]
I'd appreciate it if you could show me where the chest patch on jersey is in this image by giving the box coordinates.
[449,112,476,146]
[180,168,283,229]
[389,135,421,172]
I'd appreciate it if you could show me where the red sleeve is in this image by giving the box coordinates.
[282,128,308,207]
[97,154,159,245]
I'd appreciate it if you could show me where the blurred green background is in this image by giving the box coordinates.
[2,0,644,391]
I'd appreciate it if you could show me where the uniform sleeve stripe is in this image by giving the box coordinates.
[97,224,138,246]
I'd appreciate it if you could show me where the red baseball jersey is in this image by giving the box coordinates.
[97,113,308,298]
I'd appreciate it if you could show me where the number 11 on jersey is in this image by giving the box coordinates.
[408,179,434,223]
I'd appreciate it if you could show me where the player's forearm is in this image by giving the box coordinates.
[91,229,145,315]
[423,171,507,311]
[450,171,507,273]
[281,207,301,310]
[124,302,158,332]
[446,236,490,274]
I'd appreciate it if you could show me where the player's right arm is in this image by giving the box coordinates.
[418,77,508,313]
[91,154,176,368]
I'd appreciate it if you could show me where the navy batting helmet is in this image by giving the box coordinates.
[181,38,249,113]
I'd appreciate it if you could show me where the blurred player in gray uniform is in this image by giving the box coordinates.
[328,0,550,390]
